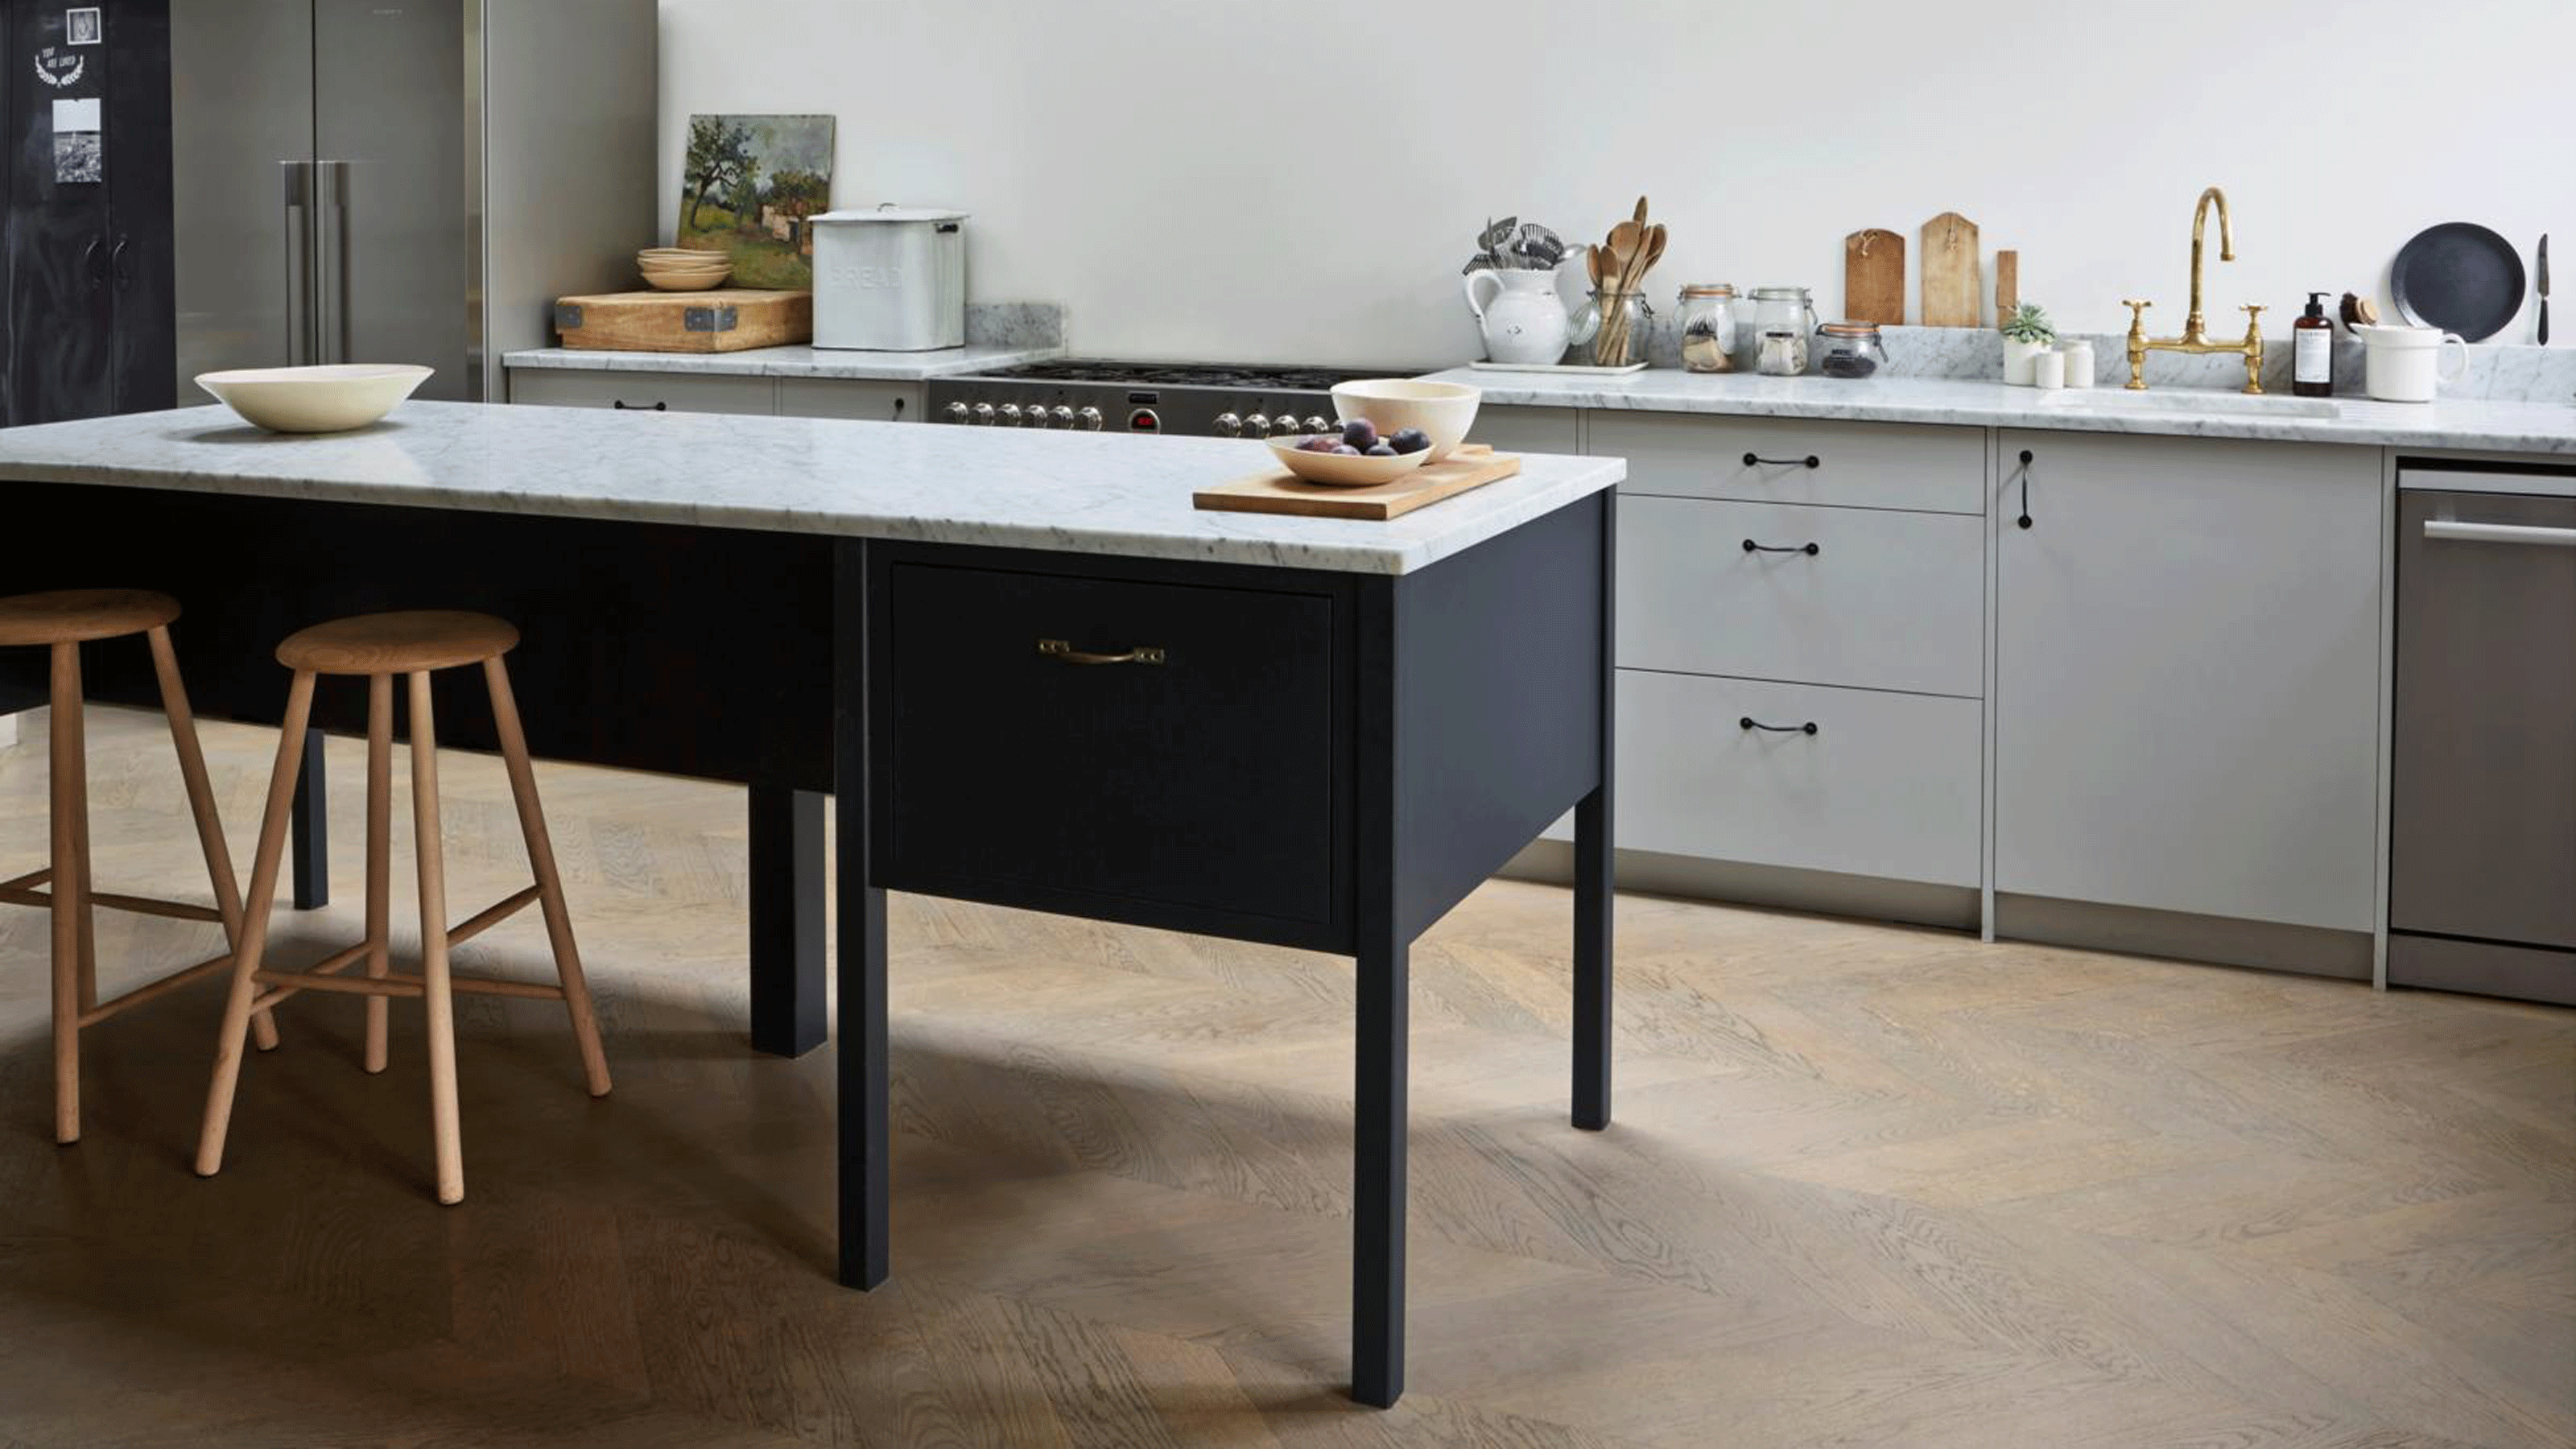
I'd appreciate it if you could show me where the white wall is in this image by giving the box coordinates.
[658,0,2568,366]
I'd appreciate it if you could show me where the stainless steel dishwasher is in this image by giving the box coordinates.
[2389,469,2576,1004]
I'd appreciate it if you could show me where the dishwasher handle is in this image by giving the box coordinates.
[2424,518,2576,549]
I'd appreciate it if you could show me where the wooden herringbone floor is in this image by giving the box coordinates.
[0,705,2569,1448]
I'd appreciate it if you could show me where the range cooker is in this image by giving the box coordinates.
[924,361,1428,439]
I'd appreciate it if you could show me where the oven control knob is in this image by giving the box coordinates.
[969,402,996,426]
[1244,413,1271,438]
[998,403,1025,427]
[1075,406,1104,431]
[1302,415,1331,436]
[1213,411,1244,437]
[1273,415,1307,438]
[942,401,970,424]
[1050,405,1075,429]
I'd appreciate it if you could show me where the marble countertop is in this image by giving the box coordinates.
[502,342,1061,381]
[1421,368,2576,456]
[0,402,1620,576]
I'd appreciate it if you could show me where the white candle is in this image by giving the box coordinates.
[2033,350,2067,390]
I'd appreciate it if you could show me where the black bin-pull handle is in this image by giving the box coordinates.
[613,398,668,411]
[1743,452,1820,469]
[1740,716,1818,735]
[1742,539,1820,556]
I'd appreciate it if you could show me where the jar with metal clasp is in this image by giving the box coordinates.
[1814,321,1888,379]
[1748,286,1818,374]
[1677,283,1738,373]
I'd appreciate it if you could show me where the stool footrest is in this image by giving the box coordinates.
[253,968,569,1003]
[76,947,238,1028]
[0,867,50,894]
[0,881,224,924]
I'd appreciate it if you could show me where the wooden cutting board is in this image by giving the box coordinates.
[1194,444,1521,521]
[552,289,812,353]
[1919,213,1981,328]
[1843,229,1905,325]
[1994,250,2020,324]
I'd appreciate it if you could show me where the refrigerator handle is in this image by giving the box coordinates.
[312,160,353,366]
[283,162,314,366]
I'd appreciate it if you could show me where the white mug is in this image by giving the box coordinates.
[2348,323,2469,403]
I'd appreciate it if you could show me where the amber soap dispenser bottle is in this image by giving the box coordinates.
[2293,291,2335,398]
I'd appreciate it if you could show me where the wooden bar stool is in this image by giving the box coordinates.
[195,610,610,1203]
[0,589,279,1143]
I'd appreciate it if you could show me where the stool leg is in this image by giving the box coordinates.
[362,673,393,1075]
[483,656,610,1099]
[196,671,316,1178]
[48,645,88,1145]
[409,671,464,1205]
[147,626,279,1054]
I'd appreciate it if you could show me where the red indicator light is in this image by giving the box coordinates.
[1128,408,1158,431]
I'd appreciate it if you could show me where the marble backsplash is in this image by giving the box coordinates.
[965,302,1064,349]
[1630,316,2575,403]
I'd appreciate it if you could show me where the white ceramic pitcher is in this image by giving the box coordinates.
[2347,323,2469,403]
[1463,268,1584,365]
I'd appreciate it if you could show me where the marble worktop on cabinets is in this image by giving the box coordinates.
[501,342,1061,382]
[0,402,1621,576]
[1418,367,2576,456]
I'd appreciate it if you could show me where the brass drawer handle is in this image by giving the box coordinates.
[1038,638,1166,666]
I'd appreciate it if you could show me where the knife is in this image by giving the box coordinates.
[2539,233,2550,346]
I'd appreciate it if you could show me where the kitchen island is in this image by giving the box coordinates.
[0,400,1624,1407]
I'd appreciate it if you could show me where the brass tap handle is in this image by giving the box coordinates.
[2122,300,2153,390]
[2240,304,2266,326]
[2239,306,2267,394]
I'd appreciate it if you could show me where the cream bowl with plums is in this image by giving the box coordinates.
[1328,378,1480,463]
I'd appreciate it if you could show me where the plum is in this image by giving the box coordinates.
[1340,418,1378,450]
[1297,436,1339,452]
[1388,427,1430,455]
[1331,444,1361,456]
[1364,443,1396,456]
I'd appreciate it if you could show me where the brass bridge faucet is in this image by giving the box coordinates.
[2124,186,2265,394]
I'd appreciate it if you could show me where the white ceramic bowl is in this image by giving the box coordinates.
[195,364,433,433]
[1266,435,1431,488]
[638,268,732,291]
[1329,378,1481,463]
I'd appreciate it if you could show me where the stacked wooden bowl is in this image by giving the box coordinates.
[637,248,733,291]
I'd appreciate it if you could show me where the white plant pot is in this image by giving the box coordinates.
[2002,335,2051,386]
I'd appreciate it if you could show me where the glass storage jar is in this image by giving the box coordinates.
[1748,286,1817,374]
[1577,290,1654,368]
[1815,321,1889,379]
[1677,283,1738,373]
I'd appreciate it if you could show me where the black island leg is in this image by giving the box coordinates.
[289,726,327,908]
[834,542,890,1289]
[1573,785,1612,1130]
[1352,928,1410,1409]
[749,783,828,1057]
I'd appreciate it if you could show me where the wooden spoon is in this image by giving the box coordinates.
[1603,221,1642,291]
[1633,196,1649,227]
[1586,243,1605,289]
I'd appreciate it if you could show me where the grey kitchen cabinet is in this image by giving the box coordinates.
[1619,494,1984,697]
[1469,403,1582,457]
[1994,430,2382,931]
[508,368,775,415]
[776,378,923,423]
[1588,411,1986,514]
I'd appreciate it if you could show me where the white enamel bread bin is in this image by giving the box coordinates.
[811,206,967,352]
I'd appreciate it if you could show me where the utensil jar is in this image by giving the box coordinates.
[1579,290,1654,368]
[1750,286,1817,374]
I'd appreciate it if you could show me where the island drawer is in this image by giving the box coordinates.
[1618,495,1984,697]
[1589,411,1985,514]
[877,560,1344,931]
[1613,670,1981,887]
[506,368,775,415]
[776,378,924,423]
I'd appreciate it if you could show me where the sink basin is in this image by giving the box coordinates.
[2034,389,2340,420]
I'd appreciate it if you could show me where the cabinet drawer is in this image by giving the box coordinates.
[506,368,774,415]
[1470,403,1581,457]
[777,378,924,423]
[1617,671,1981,887]
[1589,411,1984,514]
[879,563,1340,927]
[1619,495,1984,696]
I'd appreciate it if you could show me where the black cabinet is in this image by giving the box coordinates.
[2,0,174,425]
[877,559,1349,939]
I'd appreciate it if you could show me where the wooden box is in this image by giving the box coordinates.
[551,289,812,353]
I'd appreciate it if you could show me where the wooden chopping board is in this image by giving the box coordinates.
[1195,444,1521,521]
[1919,213,1981,328]
[1994,250,2020,324]
[553,289,812,353]
[1843,229,1905,325]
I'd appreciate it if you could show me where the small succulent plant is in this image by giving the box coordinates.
[2002,303,2057,345]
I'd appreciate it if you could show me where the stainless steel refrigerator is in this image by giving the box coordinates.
[170,0,657,403]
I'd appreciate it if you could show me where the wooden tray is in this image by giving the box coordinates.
[552,288,812,353]
[1194,444,1521,521]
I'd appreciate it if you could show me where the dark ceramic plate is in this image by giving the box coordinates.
[2390,222,2524,341]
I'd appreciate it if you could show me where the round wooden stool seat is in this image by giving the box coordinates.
[276,610,520,675]
[0,588,182,648]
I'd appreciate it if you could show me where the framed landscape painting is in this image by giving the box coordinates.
[678,114,835,290]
